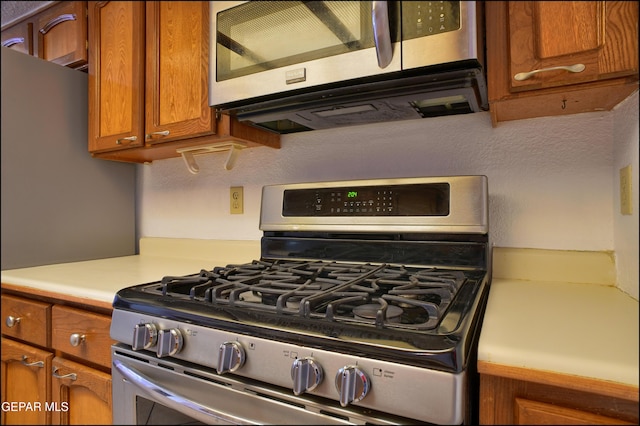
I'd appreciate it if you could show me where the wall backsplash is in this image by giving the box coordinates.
[137,91,639,299]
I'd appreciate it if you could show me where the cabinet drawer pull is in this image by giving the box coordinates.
[39,13,77,35]
[514,64,585,81]
[52,366,77,381]
[146,130,170,139]
[2,37,25,48]
[21,355,44,368]
[5,315,21,327]
[116,136,137,145]
[69,333,86,347]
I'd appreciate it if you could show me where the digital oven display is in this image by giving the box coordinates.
[283,183,450,216]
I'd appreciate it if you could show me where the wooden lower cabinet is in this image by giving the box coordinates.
[1,338,53,425]
[51,357,112,425]
[479,363,639,425]
[514,397,633,425]
[1,292,113,425]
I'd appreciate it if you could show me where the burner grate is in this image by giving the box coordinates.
[153,260,468,330]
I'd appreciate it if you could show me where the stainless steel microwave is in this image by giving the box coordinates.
[209,1,487,133]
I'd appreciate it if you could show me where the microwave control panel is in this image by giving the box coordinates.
[403,1,461,39]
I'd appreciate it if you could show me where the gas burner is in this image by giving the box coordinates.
[353,303,403,323]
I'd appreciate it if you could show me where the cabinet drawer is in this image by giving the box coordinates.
[1,294,51,347]
[52,305,114,368]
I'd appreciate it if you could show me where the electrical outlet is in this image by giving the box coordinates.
[230,186,244,214]
[620,165,632,215]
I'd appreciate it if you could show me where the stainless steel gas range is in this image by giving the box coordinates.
[110,176,491,425]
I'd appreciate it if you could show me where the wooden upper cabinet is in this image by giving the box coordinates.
[1,1,87,69]
[486,1,639,126]
[145,2,215,145]
[35,1,88,69]
[508,1,638,92]
[1,20,34,55]
[88,1,214,155]
[88,1,279,164]
[88,1,145,153]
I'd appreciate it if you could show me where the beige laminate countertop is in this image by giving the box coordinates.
[2,238,638,391]
[1,238,261,309]
[479,278,638,388]
[481,248,638,391]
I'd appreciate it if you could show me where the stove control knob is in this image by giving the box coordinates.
[217,341,245,374]
[156,328,183,358]
[335,365,370,407]
[132,323,158,351]
[291,357,324,395]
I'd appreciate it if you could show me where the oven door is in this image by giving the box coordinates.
[210,1,401,107]
[111,344,408,425]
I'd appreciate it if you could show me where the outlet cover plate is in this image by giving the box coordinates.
[230,186,244,214]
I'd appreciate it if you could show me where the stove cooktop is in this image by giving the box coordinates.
[146,259,476,330]
[113,259,488,372]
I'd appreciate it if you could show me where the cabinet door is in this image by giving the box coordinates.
[144,1,215,145]
[485,1,639,126]
[88,1,145,153]
[51,357,112,425]
[480,372,639,424]
[35,1,88,69]
[1,338,54,425]
[508,1,638,92]
[1,21,34,55]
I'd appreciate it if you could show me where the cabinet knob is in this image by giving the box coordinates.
[5,315,21,328]
[69,333,86,347]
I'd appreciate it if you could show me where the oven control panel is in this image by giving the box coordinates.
[111,309,465,425]
[282,183,450,216]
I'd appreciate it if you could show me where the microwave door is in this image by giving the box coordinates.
[210,1,401,108]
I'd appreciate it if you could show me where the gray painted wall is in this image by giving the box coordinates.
[1,47,136,269]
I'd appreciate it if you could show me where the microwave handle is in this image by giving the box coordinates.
[113,360,249,424]
[372,1,392,68]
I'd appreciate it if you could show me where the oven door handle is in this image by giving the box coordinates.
[113,359,253,425]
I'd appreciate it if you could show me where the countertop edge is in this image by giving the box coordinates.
[1,282,113,312]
